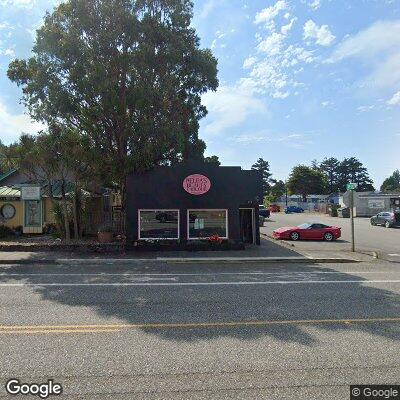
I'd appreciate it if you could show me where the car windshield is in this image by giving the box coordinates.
[297,223,312,229]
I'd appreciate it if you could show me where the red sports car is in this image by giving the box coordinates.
[273,223,341,241]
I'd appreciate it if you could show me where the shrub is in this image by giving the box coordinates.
[0,225,14,239]
[98,223,113,233]
[43,223,58,234]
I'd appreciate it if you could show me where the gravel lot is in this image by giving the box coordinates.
[261,212,400,258]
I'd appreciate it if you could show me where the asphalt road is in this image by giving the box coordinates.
[262,212,400,258]
[0,259,400,399]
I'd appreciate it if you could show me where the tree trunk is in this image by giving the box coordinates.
[61,182,71,242]
[47,181,63,235]
[72,188,79,240]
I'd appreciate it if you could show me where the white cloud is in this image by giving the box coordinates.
[243,56,257,69]
[257,32,285,55]
[303,20,335,46]
[202,83,266,135]
[357,105,375,112]
[281,18,296,35]
[199,0,218,19]
[388,91,400,105]
[0,48,15,57]
[233,132,314,148]
[309,0,321,10]
[242,5,319,100]
[0,0,35,7]
[329,20,400,63]
[328,20,400,89]
[0,22,12,29]
[0,99,45,144]
[321,100,334,107]
[254,1,287,26]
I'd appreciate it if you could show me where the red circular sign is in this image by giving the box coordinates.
[183,174,211,196]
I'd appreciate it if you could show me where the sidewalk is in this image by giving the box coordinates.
[0,237,369,265]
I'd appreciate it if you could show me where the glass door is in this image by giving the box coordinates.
[23,200,43,234]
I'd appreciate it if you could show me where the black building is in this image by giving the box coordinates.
[126,162,263,246]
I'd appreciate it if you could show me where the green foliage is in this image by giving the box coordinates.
[0,225,15,239]
[381,170,400,192]
[8,0,219,193]
[287,165,327,201]
[265,180,286,204]
[252,158,273,195]
[314,157,374,193]
[204,155,221,166]
[318,157,340,193]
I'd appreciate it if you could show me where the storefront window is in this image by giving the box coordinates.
[139,210,179,239]
[188,210,228,239]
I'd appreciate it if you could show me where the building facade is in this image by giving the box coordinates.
[340,191,400,217]
[126,162,263,245]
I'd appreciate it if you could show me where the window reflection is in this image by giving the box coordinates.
[188,210,227,239]
[139,210,179,239]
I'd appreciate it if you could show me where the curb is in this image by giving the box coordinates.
[0,256,362,265]
[158,257,361,264]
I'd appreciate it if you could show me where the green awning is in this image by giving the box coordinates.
[0,186,21,198]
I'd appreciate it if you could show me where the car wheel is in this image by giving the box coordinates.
[290,232,300,241]
[385,221,392,228]
[324,232,334,241]
[371,220,376,226]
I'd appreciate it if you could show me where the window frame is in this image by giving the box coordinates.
[138,209,180,240]
[187,209,229,240]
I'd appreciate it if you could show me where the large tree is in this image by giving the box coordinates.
[337,157,374,192]
[252,158,273,195]
[318,157,340,193]
[7,0,218,206]
[266,180,286,204]
[381,170,400,192]
[287,165,327,202]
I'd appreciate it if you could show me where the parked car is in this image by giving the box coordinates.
[370,211,400,228]
[259,205,270,218]
[273,222,341,241]
[269,204,281,213]
[285,205,304,214]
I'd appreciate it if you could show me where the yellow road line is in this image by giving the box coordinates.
[0,317,400,334]
[0,329,121,335]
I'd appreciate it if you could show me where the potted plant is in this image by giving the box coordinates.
[98,224,113,243]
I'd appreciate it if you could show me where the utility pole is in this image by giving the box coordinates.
[347,183,357,252]
[285,181,288,206]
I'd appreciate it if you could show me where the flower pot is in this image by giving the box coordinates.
[98,231,113,243]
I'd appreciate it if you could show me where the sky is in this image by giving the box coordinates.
[1,0,400,188]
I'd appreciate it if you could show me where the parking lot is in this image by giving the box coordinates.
[261,212,400,259]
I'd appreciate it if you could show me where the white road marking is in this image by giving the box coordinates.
[0,271,397,277]
[388,254,400,257]
[1,280,400,287]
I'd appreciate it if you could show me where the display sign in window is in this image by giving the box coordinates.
[188,210,228,239]
[24,200,42,228]
[139,210,179,239]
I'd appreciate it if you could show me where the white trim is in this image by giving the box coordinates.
[187,209,228,240]
[239,208,256,245]
[138,209,180,240]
